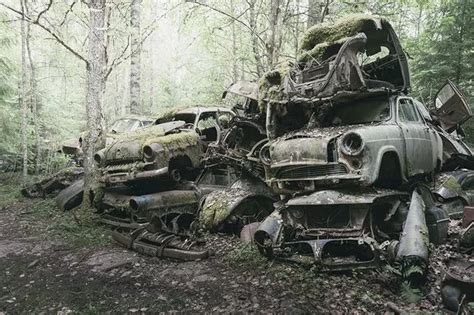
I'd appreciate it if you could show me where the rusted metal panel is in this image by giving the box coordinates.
[463,206,474,228]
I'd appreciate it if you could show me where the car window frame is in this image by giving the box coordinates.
[397,97,423,124]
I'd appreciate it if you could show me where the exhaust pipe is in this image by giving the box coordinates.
[129,190,198,212]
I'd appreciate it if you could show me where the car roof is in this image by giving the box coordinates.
[114,115,154,122]
[175,106,233,115]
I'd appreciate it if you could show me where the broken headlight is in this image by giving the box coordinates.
[341,132,364,156]
[143,143,165,161]
[94,149,106,165]
[259,145,272,165]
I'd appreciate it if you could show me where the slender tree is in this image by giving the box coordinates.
[24,0,40,175]
[129,0,142,114]
[20,0,28,182]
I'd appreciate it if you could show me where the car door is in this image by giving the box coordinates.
[397,97,434,176]
[434,80,472,132]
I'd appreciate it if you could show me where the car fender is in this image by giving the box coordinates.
[371,146,405,183]
[199,184,275,231]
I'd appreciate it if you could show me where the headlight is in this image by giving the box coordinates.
[143,143,164,160]
[259,145,272,165]
[94,149,105,165]
[291,208,304,219]
[341,132,364,156]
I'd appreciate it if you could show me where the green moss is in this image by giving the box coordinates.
[200,195,232,230]
[297,36,350,63]
[300,14,380,51]
[440,176,462,194]
[223,243,267,269]
[92,186,105,209]
[113,125,165,145]
[257,61,293,112]
[144,130,199,148]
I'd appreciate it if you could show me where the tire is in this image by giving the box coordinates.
[56,179,84,211]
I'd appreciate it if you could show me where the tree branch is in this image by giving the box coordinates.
[105,1,182,80]
[34,0,52,23]
[0,1,88,65]
[186,0,266,47]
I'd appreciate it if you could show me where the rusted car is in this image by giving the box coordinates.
[23,115,155,199]
[61,115,155,162]
[259,16,471,195]
[94,106,234,226]
[262,94,448,194]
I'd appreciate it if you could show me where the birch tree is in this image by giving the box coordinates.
[20,0,28,182]
[83,0,106,202]
[129,0,142,114]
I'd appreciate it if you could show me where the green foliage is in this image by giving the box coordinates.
[406,0,474,103]
[224,242,267,269]
[400,281,423,303]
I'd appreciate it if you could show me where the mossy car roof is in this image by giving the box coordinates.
[299,14,384,51]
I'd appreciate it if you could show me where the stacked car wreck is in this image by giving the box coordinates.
[253,14,472,283]
[37,13,472,312]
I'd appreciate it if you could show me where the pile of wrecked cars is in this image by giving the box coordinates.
[252,14,474,312]
[90,82,278,260]
[90,14,473,311]
[20,14,473,313]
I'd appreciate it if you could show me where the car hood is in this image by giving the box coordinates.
[270,125,359,164]
[103,121,196,163]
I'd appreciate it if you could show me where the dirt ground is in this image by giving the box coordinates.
[0,180,468,313]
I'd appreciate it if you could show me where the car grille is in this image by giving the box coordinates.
[275,164,348,180]
[104,161,141,174]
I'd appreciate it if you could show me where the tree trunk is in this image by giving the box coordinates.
[230,0,238,82]
[455,0,467,84]
[307,0,321,28]
[267,0,281,68]
[20,0,28,183]
[83,0,106,206]
[129,0,141,115]
[25,1,40,175]
[248,0,263,76]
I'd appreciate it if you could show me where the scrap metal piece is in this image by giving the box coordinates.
[441,259,474,313]
[112,229,211,261]
[254,210,284,258]
[283,237,380,271]
[396,188,429,282]
[199,177,275,232]
[21,167,84,198]
[460,222,474,249]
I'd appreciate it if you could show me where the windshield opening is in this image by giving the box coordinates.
[109,119,140,133]
[172,113,196,124]
[322,98,390,127]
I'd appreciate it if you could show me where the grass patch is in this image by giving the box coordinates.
[25,199,110,248]
[0,180,22,208]
[224,243,268,269]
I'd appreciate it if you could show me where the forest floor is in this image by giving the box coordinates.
[0,174,464,313]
